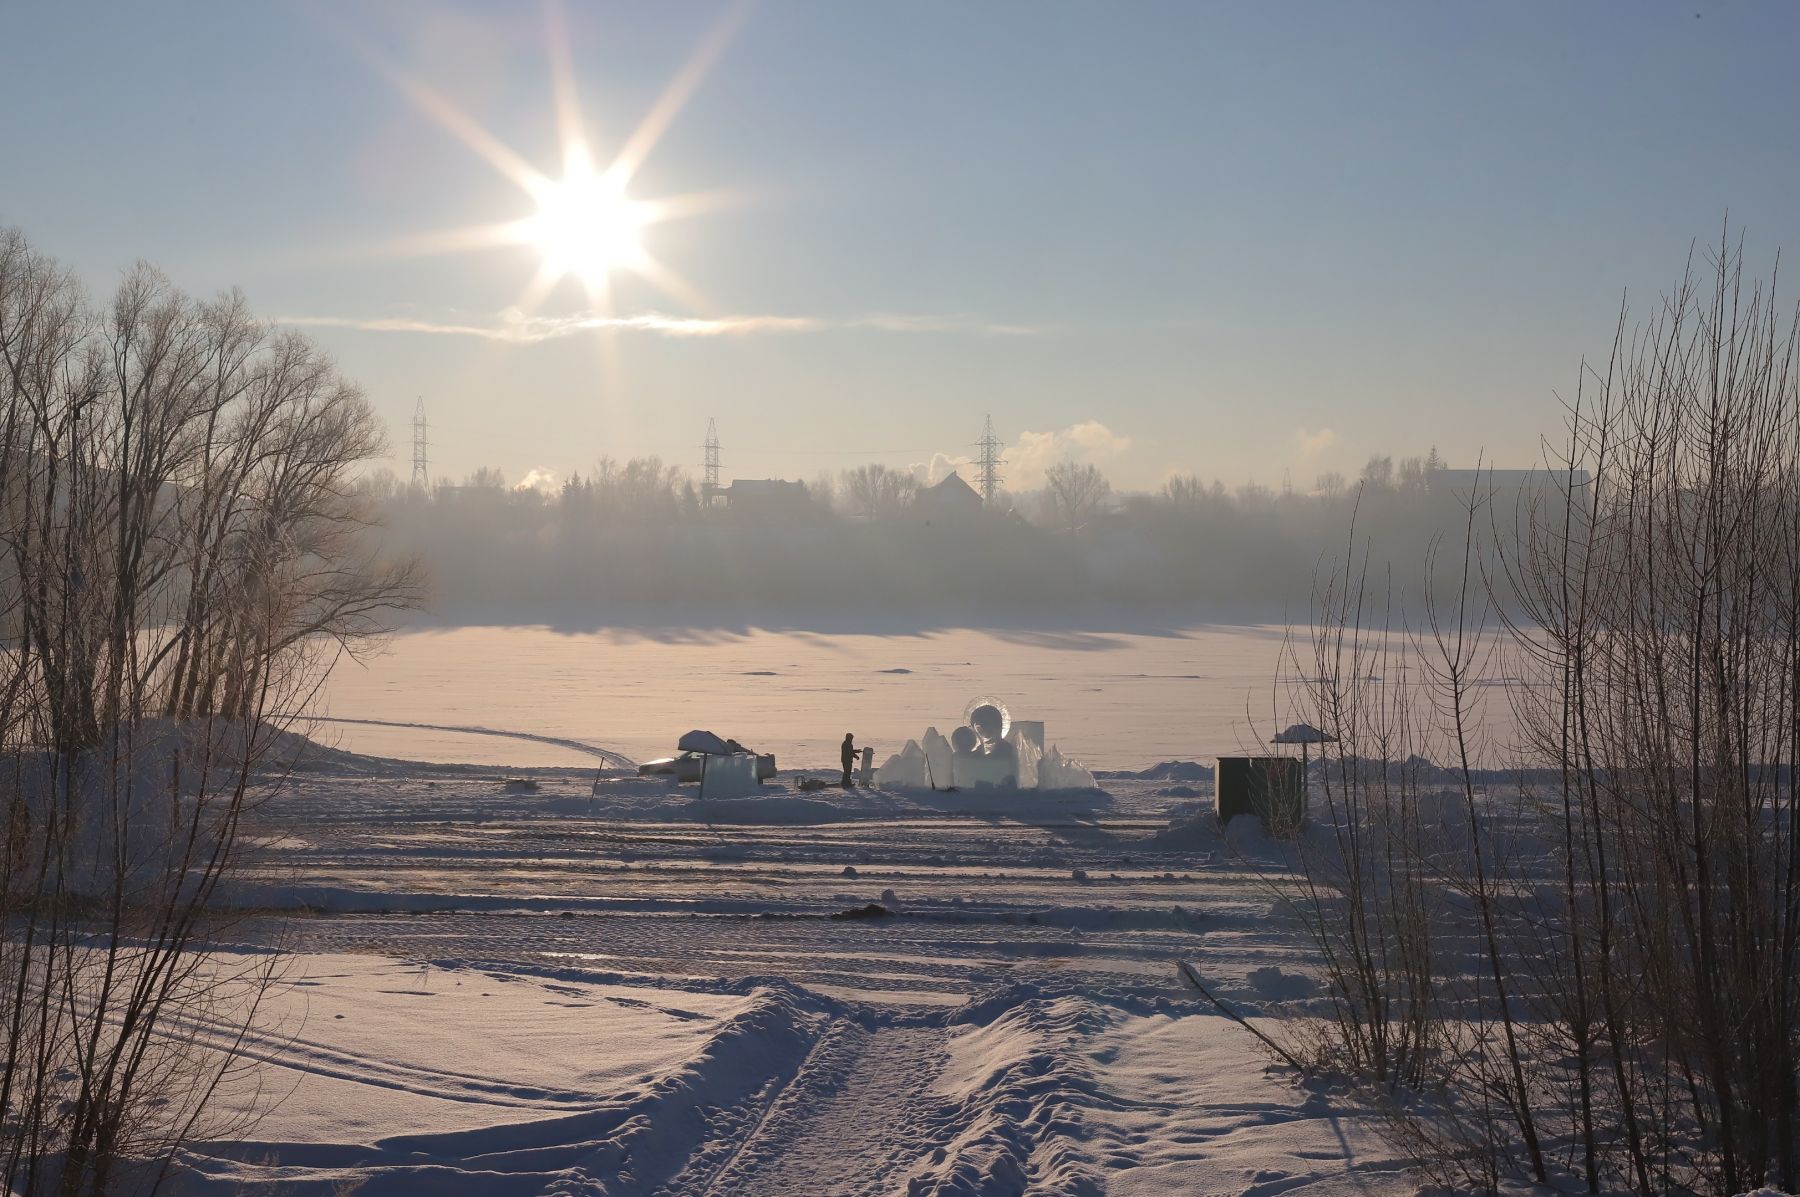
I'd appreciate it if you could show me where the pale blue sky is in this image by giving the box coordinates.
[4,2,1797,491]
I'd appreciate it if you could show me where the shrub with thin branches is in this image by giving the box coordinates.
[1273,230,1800,1195]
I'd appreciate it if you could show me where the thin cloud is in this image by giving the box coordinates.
[1296,426,1337,458]
[276,308,1040,342]
[850,313,1040,337]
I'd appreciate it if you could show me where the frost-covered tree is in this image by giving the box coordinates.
[0,227,420,1194]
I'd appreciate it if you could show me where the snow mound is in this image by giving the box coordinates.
[1098,760,1213,781]
[903,993,1111,1197]
[11,717,301,897]
[1152,815,1223,850]
[179,959,829,1195]
[1247,965,1319,1000]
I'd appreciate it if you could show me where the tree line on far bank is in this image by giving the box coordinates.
[362,444,1498,628]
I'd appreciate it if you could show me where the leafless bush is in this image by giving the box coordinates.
[1278,521,1444,1095]
[1275,230,1800,1195]
[1,227,420,1194]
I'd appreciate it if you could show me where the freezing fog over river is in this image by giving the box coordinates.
[308,623,1524,771]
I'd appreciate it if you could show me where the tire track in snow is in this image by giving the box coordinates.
[153,991,603,1111]
[296,715,636,768]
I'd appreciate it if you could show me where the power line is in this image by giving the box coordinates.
[761,447,941,456]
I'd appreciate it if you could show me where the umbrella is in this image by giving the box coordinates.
[1272,723,1337,797]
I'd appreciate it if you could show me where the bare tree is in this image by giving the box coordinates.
[1360,454,1394,491]
[1042,458,1110,531]
[1,227,420,1194]
[1162,474,1208,508]
[839,463,917,521]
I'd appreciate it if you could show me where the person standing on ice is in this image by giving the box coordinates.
[841,732,857,787]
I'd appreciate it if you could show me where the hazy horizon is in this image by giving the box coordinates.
[6,3,1800,494]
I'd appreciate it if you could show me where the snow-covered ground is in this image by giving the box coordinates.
[173,743,1421,1195]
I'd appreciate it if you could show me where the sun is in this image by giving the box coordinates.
[347,2,748,318]
[515,153,655,293]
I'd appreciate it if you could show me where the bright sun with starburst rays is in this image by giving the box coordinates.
[515,150,655,295]
[356,3,743,318]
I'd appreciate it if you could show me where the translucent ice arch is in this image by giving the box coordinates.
[876,698,1096,791]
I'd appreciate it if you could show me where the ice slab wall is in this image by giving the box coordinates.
[699,753,758,799]
[877,741,931,788]
[1040,746,1097,789]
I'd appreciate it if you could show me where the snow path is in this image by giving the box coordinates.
[670,1024,945,1197]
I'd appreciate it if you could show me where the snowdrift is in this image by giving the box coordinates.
[176,956,831,1195]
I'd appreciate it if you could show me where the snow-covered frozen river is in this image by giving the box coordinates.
[308,624,1316,771]
[310,622,1527,771]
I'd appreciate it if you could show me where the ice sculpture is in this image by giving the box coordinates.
[876,697,1096,791]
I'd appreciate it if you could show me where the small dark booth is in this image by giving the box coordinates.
[1214,756,1304,835]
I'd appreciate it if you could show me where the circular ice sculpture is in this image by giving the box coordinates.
[963,696,1010,743]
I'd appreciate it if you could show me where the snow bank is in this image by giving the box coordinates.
[177,955,830,1195]
[898,983,1411,1196]
[1246,964,1319,1000]
[1097,760,1213,781]
[9,717,280,897]
[903,992,1110,1196]
[1087,1006,1408,1195]
[1151,815,1223,850]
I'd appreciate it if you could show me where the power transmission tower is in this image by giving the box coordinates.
[411,397,429,489]
[975,414,1004,505]
[703,417,721,506]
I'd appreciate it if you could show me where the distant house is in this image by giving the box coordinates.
[914,471,983,525]
[725,478,809,515]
